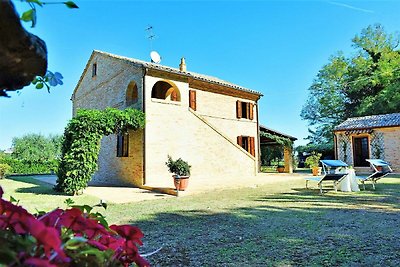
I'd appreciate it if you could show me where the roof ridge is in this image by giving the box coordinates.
[92,50,263,96]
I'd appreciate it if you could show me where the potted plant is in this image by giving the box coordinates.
[276,162,285,173]
[305,152,322,176]
[165,155,191,191]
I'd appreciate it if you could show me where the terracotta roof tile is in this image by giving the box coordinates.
[94,50,263,96]
[334,113,400,131]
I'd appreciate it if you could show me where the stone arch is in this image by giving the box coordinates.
[151,80,181,102]
[126,80,138,106]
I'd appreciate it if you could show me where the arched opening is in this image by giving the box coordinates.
[126,81,138,106]
[151,80,181,102]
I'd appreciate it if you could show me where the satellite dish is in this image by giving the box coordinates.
[150,51,161,63]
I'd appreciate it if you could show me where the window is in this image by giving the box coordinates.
[117,133,129,157]
[189,90,196,110]
[151,80,181,102]
[92,63,97,77]
[126,81,138,106]
[237,136,255,156]
[236,101,254,120]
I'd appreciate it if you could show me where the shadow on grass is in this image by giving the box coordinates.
[129,180,400,266]
[8,176,64,196]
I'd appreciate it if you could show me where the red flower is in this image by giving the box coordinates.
[110,224,144,245]
[39,208,63,229]
[29,219,66,260]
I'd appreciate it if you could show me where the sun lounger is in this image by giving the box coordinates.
[358,159,392,190]
[305,160,349,194]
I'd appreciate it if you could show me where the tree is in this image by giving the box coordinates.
[301,24,400,147]
[12,133,62,163]
[0,0,78,97]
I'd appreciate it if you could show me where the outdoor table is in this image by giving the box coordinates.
[337,169,360,192]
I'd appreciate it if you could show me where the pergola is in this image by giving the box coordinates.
[259,125,297,173]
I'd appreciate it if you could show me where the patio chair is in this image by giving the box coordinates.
[358,159,392,190]
[305,160,349,194]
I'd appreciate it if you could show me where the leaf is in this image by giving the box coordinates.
[9,196,17,203]
[64,198,75,207]
[27,0,43,7]
[64,1,79,8]
[20,9,34,22]
[36,83,44,89]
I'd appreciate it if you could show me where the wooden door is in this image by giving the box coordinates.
[353,137,369,167]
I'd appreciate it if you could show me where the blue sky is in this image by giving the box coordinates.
[1,0,400,149]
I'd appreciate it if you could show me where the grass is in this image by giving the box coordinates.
[0,176,101,211]
[1,175,400,266]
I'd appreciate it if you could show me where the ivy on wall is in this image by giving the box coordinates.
[55,108,145,195]
[260,132,293,148]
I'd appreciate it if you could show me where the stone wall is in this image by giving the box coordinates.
[144,76,258,189]
[335,127,400,172]
[381,127,400,171]
[73,52,261,188]
[195,89,258,154]
[72,53,145,186]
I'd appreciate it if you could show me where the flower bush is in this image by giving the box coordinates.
[0,186,149,266]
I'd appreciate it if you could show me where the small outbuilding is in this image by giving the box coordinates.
[259,125,297,173]
[333,113,400,172]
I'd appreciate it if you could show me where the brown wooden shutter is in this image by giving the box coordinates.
[189,90,196,110]
[246,103,250,119]
[171,90,178,101]
[236,101,242,119]
[237,136,243,147]
[249,103,254,120]
[249,137,255,156]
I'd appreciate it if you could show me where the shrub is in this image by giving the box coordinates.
[0,157,58,174]
[56,108,145,195]
[165,155,191,176]
[305,151,322,168]
[0,186,149,266]
[0,164,11,179]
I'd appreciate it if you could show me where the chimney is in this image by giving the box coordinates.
[179,57,186,72]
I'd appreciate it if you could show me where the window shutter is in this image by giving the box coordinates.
[189,90,197,110]
[117,134,122,157]
[249,137,255,156]
[246,103,250,119]
[236,101,242,119]
[249,103,254,120]
[123,134,129,157]
[237,136,243,147]
[171,90,178,101]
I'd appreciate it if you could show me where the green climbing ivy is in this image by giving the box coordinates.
[55,108,145,195]
[260,132,293,148]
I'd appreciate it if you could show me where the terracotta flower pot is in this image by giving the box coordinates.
[312,167,320,176]
[173,175,190,191]
[277,166,285,173]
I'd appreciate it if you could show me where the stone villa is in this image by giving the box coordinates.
[72,50,265,189]
[334,113,400,172]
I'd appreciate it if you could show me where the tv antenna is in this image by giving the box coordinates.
[145,25,157,50]
[145,25,161,63]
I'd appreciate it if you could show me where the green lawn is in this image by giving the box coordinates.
[1,175,399,266]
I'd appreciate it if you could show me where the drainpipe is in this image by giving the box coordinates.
[256,96,261,174]
[142,67,147,185]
